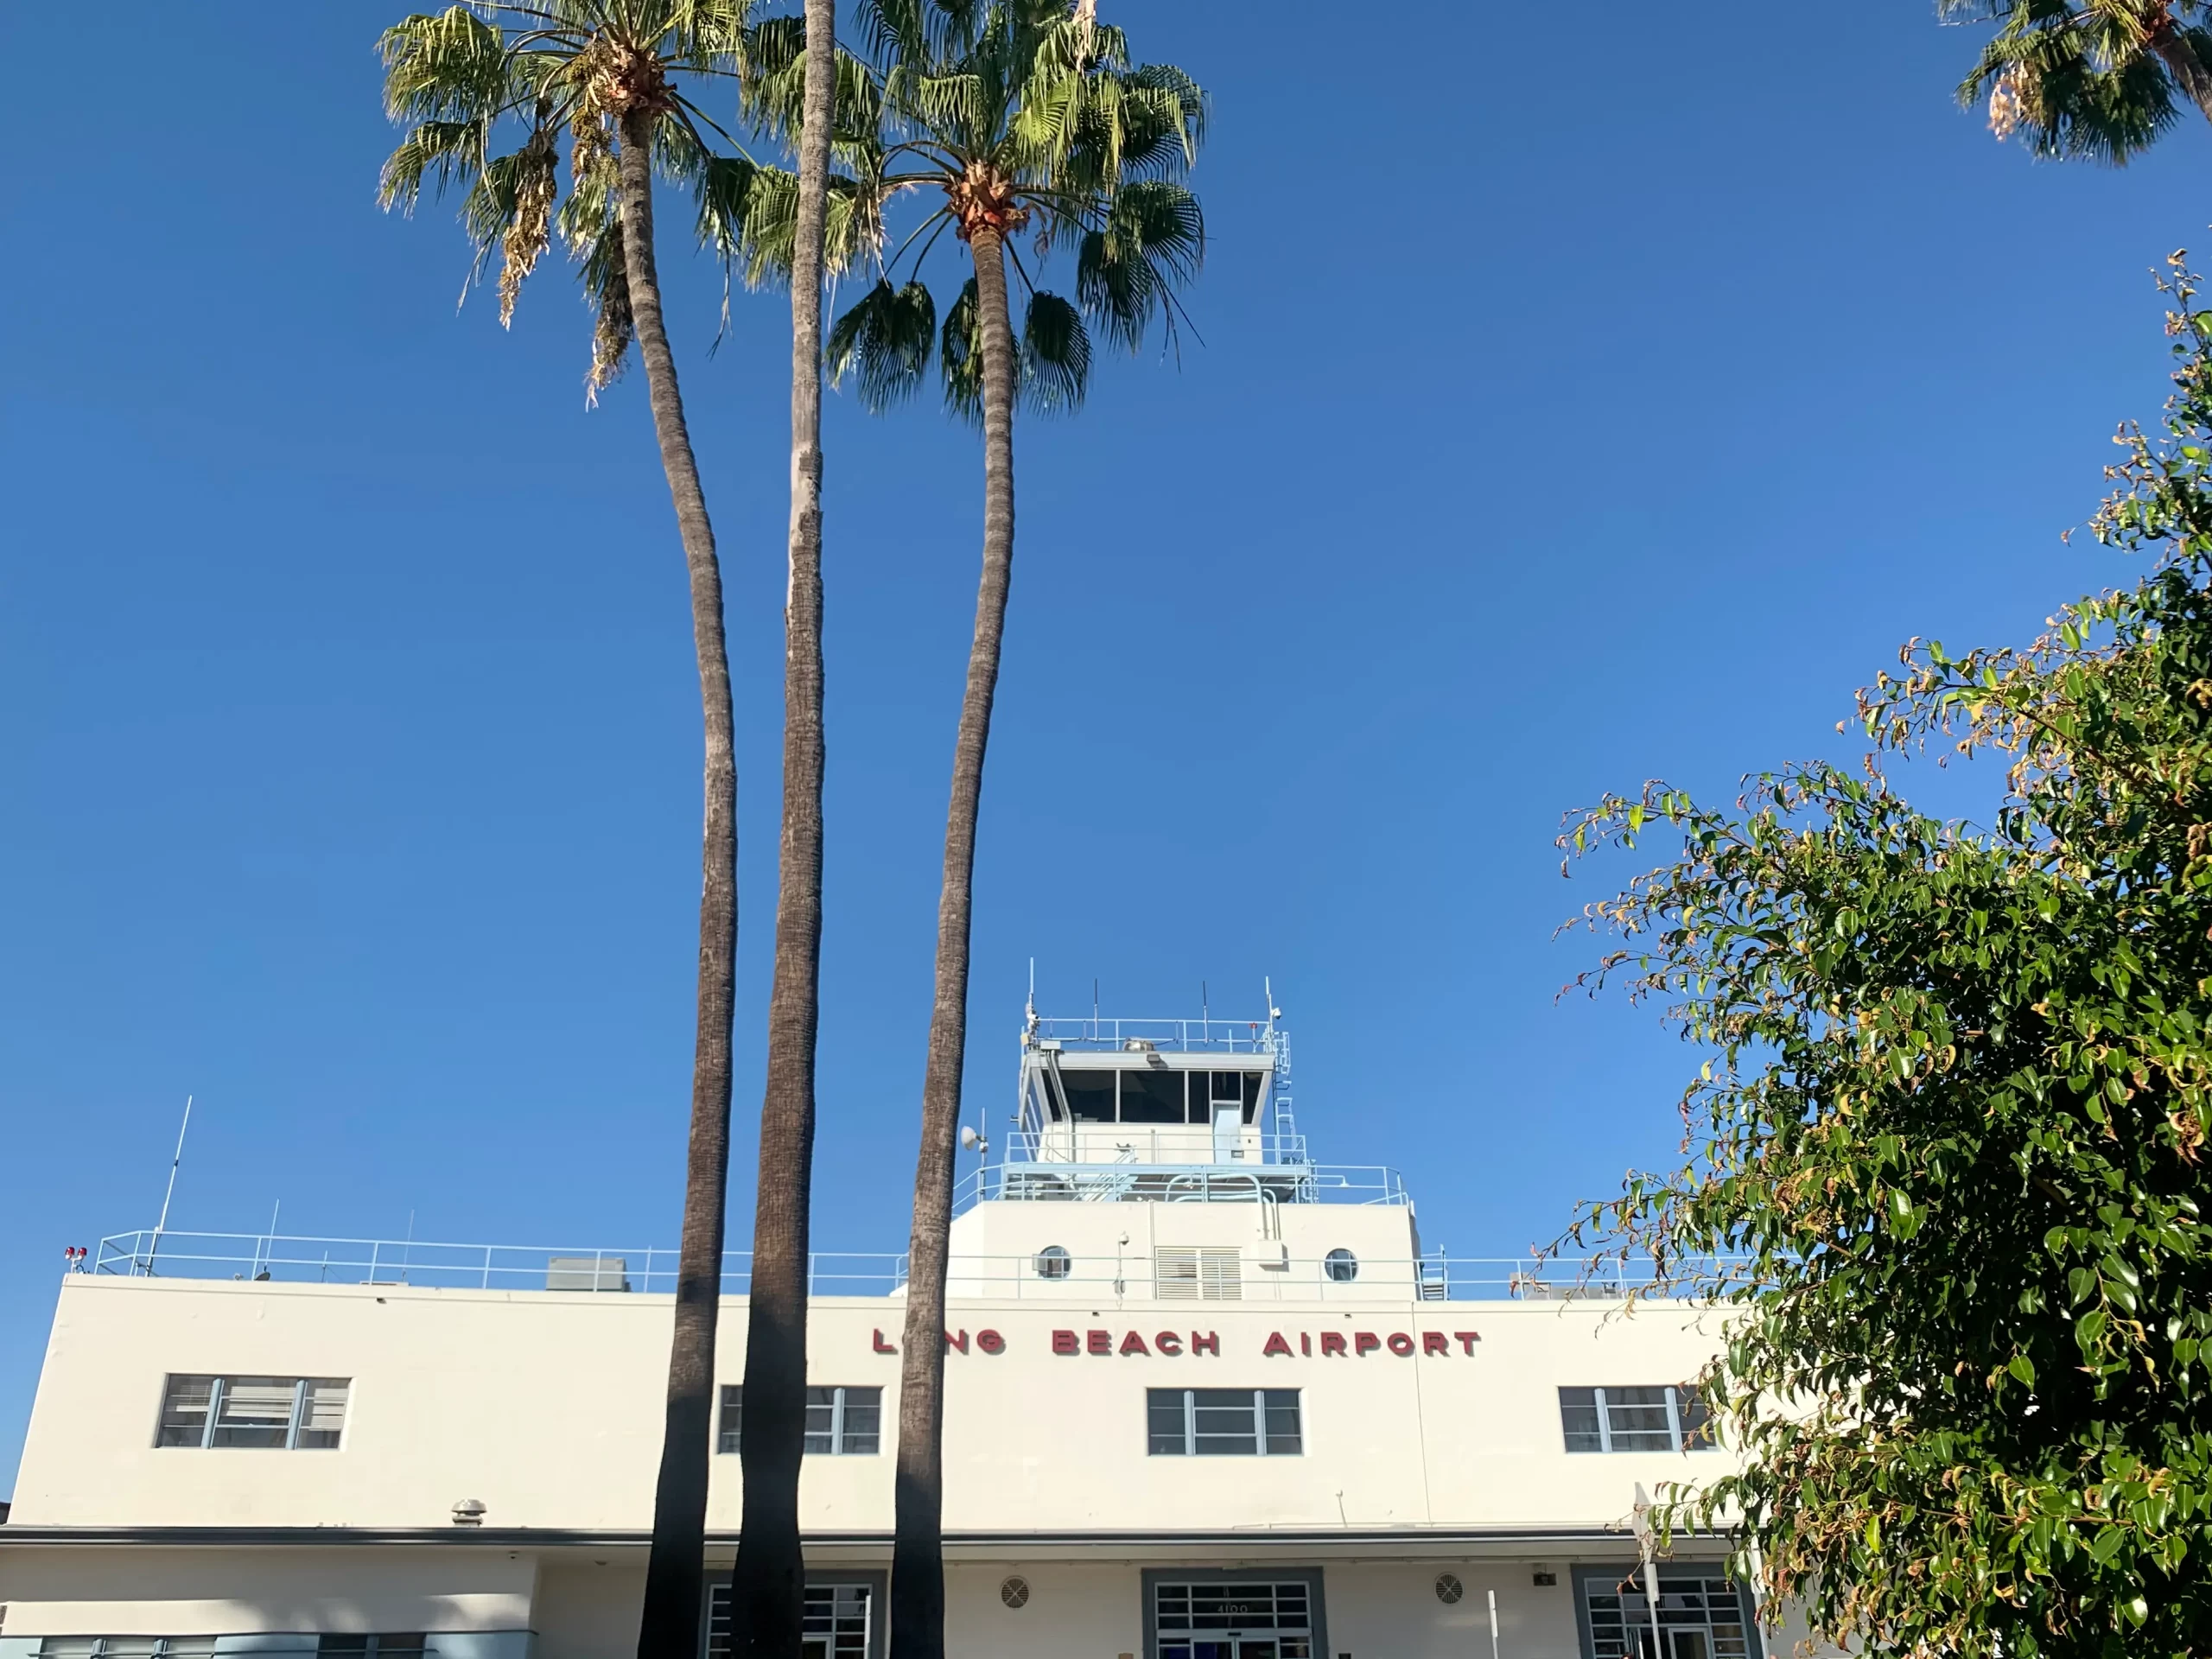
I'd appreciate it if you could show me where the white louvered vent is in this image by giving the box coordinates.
[1155,1246,1242,1300]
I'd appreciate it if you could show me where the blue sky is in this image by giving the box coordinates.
[2,3,2203,1492]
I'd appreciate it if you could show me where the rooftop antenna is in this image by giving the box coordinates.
[1026,957,1036,1030]
[1201,980,1209,1043]
[1264,976,1282,1028]
[1092,977,1100,1040]
[146,1095,194,1276]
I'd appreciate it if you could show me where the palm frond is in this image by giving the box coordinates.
[827,277,938,411]
[939,274,983,423]
[379,117,492,211]
[1075,179,1201,351]
[380,6,512,124]
[1019,289,1088,414]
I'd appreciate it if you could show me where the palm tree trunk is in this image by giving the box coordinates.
[730,5,836,1657]
[619,109,742,1659]
[887,225,1019,1659]
[2153,36,2212,124]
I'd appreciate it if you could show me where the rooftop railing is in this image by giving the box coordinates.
[81,1230,1714,1302]
[1028,1016,1279,1054]
[953,1160,1405,1211]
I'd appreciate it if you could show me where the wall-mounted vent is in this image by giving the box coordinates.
[1155,1246,1241,1300]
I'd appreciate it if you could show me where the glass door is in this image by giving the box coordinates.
[1579,1569,1750,1659]
[1155,1581,1315,1659]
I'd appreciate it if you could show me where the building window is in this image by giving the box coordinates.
[1559,1385,1712,1453]
[1147,1388,1300,1456]
[1155,1246,1241,1300]
[706,1581,872,1659]
[36,1645,217,1659]
[155,1376,348,1450]
[717,1385,881,1455]
[1578,1567,1751,1658]
[1034,1245,1071,1280]
[318,1638,428,1658]
[1322,1249,1358,1283]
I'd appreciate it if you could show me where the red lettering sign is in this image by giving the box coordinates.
[1319,1331,1348,1357]
[873,1329,897,1353]
[976,1329,1005,1355]
[1353,1332,1381,1357]
[1455,1331,1482,1354]
[1155,1331,1183,1356]
[1052,1330,1080,1356]
[1190,1331,1220,1356]
[1422,1331,1450,1357]
[1300,1332,1313,1357]
[945,1330,969,1354]
[1088,1329,1113,1356]
[1120,1331,1151,1356]
[1387,1332,1415,1357]
[1262,1332,1294,1358]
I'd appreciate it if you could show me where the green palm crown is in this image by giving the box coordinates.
[819,0,1207,418]
[1944,0,2212,160]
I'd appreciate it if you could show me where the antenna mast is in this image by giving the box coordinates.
[147,1095,194,1276]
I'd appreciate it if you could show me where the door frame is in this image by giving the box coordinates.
[698,1567,889,1659]
[1141,1567,1329,1659]
[1567,1562,1760,1659]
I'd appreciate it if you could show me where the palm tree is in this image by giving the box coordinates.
[1945,1,2212,156]
[823,6,1205,1654]
[377,7,779,1656]
[725,3,837,1657]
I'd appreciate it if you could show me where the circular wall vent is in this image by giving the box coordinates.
[1434,1573,1465,1605]
[1001,1576,1031,1609]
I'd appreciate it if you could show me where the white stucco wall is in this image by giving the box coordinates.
[10,1268,1730,1535]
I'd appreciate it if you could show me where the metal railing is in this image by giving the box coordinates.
[954,1160,1406,1211]
[82,1230,1712,1302]
[1029,1016,1279,1054]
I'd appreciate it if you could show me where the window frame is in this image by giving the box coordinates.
[315,1637,429,1658]
[1146,1387,1301,1457]
[153,1374,349,1451]
[1558,1384,1713,1453]
[704,1572,887,1659]
[717,1383,882,1456]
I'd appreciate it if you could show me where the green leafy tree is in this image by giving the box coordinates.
[1944,1,2212,156]
[1555,260,2212,1657]
[377,7,796,1656]
[817,4,1205,1654]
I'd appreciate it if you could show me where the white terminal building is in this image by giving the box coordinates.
[0,1002,1820,1659]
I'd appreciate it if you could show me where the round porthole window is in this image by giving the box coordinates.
[1324,1248,1359,1283]
[1001,1576,1031,1609]
[1434,1573,1465,1605]
[1034,1245,1071,1280]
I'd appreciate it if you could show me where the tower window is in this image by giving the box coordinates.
[1034,1245,1071,1280]
[1322,1249,1358,1283]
